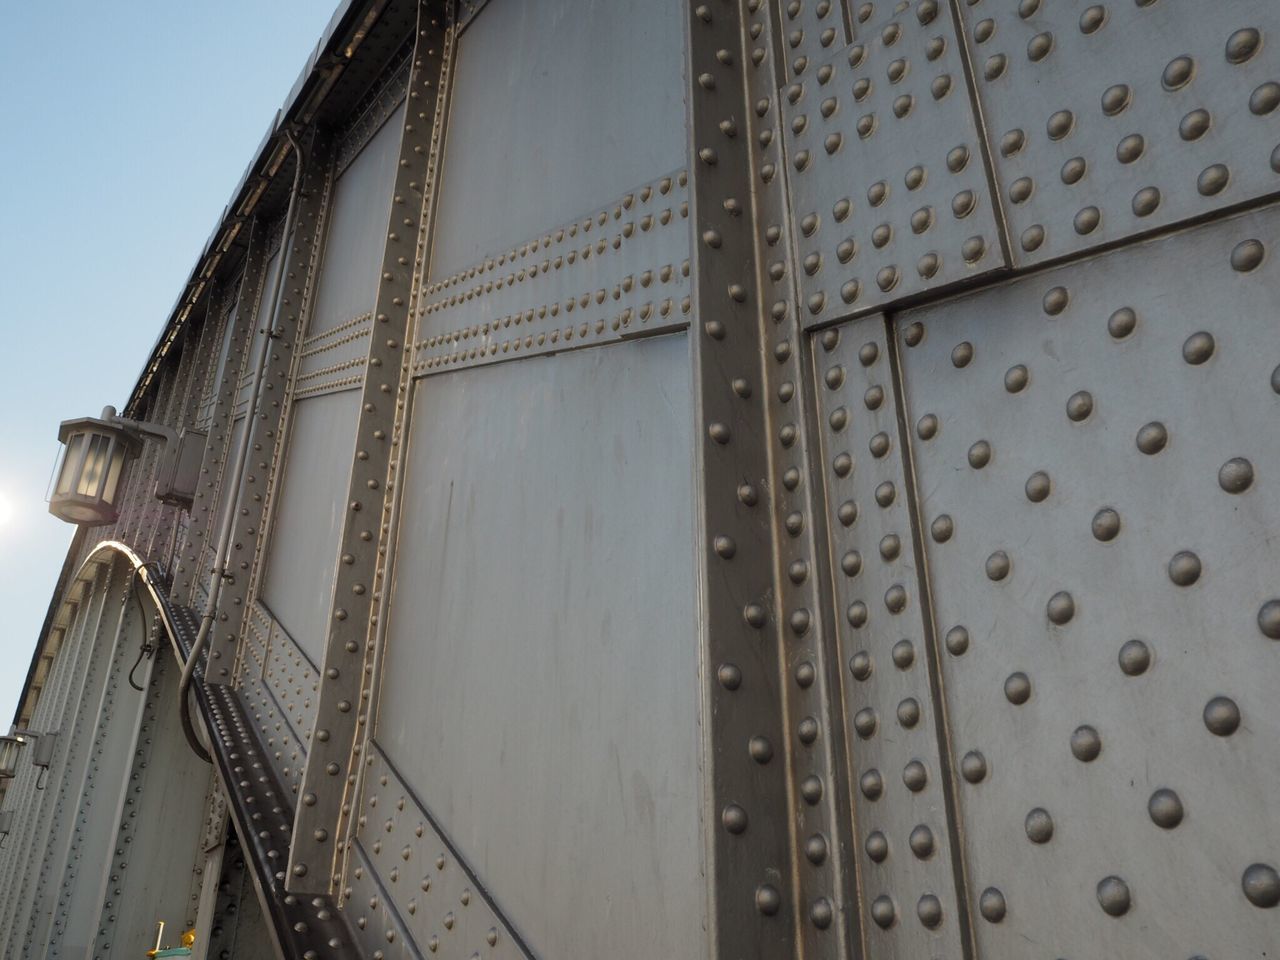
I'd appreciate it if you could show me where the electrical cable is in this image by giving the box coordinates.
[177,127,306,764]
[127,567,155,691]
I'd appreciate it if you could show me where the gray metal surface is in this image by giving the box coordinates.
[745,1,854,954]
[51,586,147,958]
[238,616,310,797]
[686,2,806,955]
[234,243,282,414]
[259,387,360,665]
[413,167,691,373]
[9,3,1280,959]
[260,600,319,787]
[811,314,972,959]
[88,634,213,959]
[777,0,851,82]
[782,0,1009,324]
[18,565,120,958]
[428,0,688,281]
[898,205,1280,957]
[342,743,530,959]
[960,0,1280,265]
[376,332,705,959]
[97,655,218,957]
[204,826,280,960]
[174,222,270,606]
[205,130,337,682]
[0,567,105,947]
[289,5,453,893]
[295,102,404,394]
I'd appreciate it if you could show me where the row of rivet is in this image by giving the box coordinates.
[208,131,337,685]
[0,576,99,943]
[689,1,799,955]
[287,6,451,899]
[337,6,457,909]
[53,587,138,957]
[173,244,267,607]
[20,567,122,957]
[749,0,854,955]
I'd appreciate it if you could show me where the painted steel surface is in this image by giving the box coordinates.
[377,332,703,959]
[428,0,688,281]
[4,1,1279,958]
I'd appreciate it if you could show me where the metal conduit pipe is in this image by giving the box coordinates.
[178,128,308,763]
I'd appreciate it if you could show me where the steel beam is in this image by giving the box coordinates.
[286,0,452,893]
[171,221,273,607]
[204,130,337,685]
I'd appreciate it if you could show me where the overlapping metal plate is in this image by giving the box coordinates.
[782,0,1008,325]
[342,744,529,959]
[412,169,691,374]
[776,0,850,82]
[811,314,970,958]
[897,206,1280,957]
[958,0,1280,264]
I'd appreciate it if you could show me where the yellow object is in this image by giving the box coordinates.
[145,920,165,957]
[144,922,195,957]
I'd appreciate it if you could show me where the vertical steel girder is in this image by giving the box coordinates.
[203,131,338,684]
[687,1,855,955]
[0,573,100,943]
[742,1,856,956]
[7,3,1280,959]
[171,223,273,608]
[286,0,452,893]
[89,642,170,957]
[18,565,125,957]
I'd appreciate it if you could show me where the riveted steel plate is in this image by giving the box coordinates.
[411,169,691,375]
[232,600,316,794]
[262,604,319,747]
[308,102,405,339]
[747,0,853,952]
[91,640,213,957]
[343,743,530,959]
[341,841,419,959]
[782,2,1008,326]
[811,315,971,957]
[234,245,282,414]
[333,49,410,179]
[429,0,688,281]
[287,107,404,400]
[259,389,359,666]
[238,667,306,797]
[898,207,1280,957]
[686,3,800,952]
[777,0,850,81]
[377,333,705,959]
[959,0,1280,265]
[55,596,147,957]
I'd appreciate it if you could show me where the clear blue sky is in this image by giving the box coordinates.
[0,1,339,722]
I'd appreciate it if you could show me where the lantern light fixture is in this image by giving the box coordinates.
[0,735,22,780]
[0,728,58,786]
[49,406,205,526]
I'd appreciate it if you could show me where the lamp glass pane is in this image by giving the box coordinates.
[0,736,18,778]
[55,434,84,495]
[104,442,126,503]
[76,433,109,496]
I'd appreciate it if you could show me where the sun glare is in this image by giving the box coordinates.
[0,492,14,528]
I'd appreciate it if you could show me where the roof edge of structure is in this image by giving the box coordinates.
[122,0,390,417]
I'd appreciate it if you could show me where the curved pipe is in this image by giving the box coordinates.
[35,541,211,753]
[178,127,308,763]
